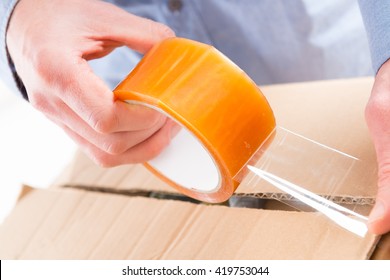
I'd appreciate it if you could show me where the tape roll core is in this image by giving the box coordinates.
[148,121,221,192]
[127,100,222,193]
[114,38,276,203]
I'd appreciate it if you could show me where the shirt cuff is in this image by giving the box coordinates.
[0,0,28,100]
[359,0,390,73]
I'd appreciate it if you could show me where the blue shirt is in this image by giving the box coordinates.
[359,0,390,72]
[0,0,19,95]
[0,0,384,97]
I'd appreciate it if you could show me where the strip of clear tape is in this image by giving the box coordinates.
[233,127,377,237]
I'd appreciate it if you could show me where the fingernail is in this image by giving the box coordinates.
[369,201,385,223]
[170,123,181,139]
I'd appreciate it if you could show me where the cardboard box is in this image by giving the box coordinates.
[53,78,378,199]
[0,77,386,259]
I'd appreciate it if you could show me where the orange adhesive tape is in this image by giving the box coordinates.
[114,38,276,203]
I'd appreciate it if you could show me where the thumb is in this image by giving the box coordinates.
[90,1,175,54]
[365,66,390,234]
[367,140,390,234]
[368,183,390,234]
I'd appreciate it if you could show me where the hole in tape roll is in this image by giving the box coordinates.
[149,128,221,192]
[126,101,221,193]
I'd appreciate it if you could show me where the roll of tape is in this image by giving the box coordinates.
[114,38,276,203]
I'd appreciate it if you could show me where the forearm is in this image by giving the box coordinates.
[358,0,390,73]
[0,0,27,99]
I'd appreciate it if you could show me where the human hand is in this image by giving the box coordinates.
[365,59,390,234]
[6,0,179,166]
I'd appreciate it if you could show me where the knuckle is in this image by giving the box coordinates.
[145,110,166,129]
[365,91,390,121]
[91,152,117,168]
[144,137,169,160]
[89,110,118,134]
[104,140,128,155]
[32,48,57,82]
[29,93,49,112]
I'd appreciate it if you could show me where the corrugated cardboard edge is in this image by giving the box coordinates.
[51,150,376,205]
[0,188,379,260]
[51,77,377,202]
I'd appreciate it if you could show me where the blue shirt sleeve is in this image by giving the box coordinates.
[359,0,390,73]
[0,0,27,99]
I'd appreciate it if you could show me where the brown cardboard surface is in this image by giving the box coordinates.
[371,232,390,260]
[240,78,377,199]
[0,188,378,260]
[3,78,380,260]
[263,78,374,159]
[52,78,377,203]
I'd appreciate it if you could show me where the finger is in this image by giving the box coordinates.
[59,118,176,166]
[88,1,175,54]
[44,53,165,134]
[44,97,167,155]
[368,186,390,234]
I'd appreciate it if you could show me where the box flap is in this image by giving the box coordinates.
[371,232,390,260]
[0,188,377,260]
[52,78,377,204]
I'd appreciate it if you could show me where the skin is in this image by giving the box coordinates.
[6,0,180,167]
[6,0,390,234]
[366,59,390,234]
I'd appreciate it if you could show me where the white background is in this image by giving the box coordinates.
[0,80,76,224]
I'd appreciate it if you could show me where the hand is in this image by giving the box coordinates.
[6,0,179,166]
[365,59,390,234]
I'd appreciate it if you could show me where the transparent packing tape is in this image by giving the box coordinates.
[240,127,375,237]
[114,37,374,237]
